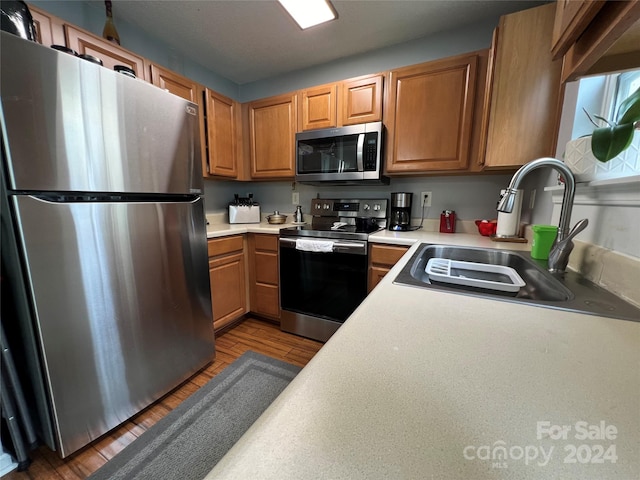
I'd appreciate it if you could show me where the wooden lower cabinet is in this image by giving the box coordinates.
[248,234,280,321]
[368,244,410,292]
[208,236,247,332]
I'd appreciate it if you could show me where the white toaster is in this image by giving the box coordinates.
[229,204,261,224]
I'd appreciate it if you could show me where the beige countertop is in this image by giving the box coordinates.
[204,239,640,480]
[206,217,531,253]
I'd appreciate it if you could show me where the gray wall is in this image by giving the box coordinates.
[238,18,497,102]
[204,175,515,222]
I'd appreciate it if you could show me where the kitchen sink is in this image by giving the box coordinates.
[394,244,640,322]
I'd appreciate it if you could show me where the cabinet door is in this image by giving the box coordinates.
[248,234,280,320]
[28,4,65,47]
[150,64,200,102]
[483,4,562,169]
[551,0,605,59]
[386,53,478,173]
[150,65,208,178]
[340,74,383,126]
[560,2,640,82]
[300,84,337,131]
[205,89,239,178]
[65,25,149,81]
[209,252,246,331]
[367,244,409,292]
[248,93,297,178]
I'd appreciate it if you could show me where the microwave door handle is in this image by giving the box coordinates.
[356,133,364,171]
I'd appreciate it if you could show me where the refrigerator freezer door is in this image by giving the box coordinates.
[11,195,214,457]
[0,32,202,195]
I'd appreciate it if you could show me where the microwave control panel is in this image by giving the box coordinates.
[364,132,378,171]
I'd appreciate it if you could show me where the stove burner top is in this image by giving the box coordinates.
[280,198,388,241]
[279,223,384,241]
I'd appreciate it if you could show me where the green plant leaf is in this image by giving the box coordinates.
[616,86,640,124]
[591,123,635,162]
[593,114,614,127]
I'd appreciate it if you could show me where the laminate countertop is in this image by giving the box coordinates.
[204,239,640,479]
[206,220,532,253]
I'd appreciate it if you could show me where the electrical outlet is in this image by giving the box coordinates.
[420,191,432,207]
[292,192,300,205]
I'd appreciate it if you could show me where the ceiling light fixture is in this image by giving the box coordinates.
[278,0,337,30]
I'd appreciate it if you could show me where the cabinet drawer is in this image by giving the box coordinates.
[254,234,279,252]
[370,244,409,267]
[253,284,280,318]
[208,235,244,257]
[255,251,278,285]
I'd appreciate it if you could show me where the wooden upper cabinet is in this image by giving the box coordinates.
[28,4,65,47]
[340,74,383,126]
[150,64,200,102]
[558,2,640,82]
[551,0,606,60]
[65,24,149,81]
[300,84,337,131]
[149,65,208,177]
[248,93,297,178]
[205,89,239,178]
[385,53,478,173]
[482,3,563,170]
[299,74,383,131]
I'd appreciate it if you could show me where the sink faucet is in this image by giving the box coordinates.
[497,157,587,273]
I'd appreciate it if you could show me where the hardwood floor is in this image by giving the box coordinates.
[4,318,323,480]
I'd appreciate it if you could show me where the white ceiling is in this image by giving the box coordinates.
[102,0,546,85]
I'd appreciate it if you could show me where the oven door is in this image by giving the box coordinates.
[279,237,368,341]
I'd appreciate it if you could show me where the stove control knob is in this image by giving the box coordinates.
[323,204,330,210]
[315,204,322,210]
[373,204,381,211]
[363,204,371,211]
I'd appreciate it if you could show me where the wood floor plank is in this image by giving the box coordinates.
[224,330,292,356]
[7,317,322,480]
[92,425,138,461]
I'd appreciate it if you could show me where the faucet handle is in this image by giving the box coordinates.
[548,218,588,273]
[564,218,589,243]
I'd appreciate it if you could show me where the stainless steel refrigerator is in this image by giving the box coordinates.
[0,32,215,458]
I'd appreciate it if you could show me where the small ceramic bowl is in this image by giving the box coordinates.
[475,219,497,236]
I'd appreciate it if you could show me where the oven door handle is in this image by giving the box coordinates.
[279,237,367,254]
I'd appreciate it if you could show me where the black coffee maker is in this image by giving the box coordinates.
[389,192,412,231]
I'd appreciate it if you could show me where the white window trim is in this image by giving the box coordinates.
[546,175,640,207]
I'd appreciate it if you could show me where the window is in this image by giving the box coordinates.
[563,69,640,183]
[609,70,640,121]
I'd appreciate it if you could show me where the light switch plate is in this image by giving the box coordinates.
[292,192,300,205]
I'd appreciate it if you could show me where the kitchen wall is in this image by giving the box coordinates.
[238,17,498,102]
[204,175,516,225]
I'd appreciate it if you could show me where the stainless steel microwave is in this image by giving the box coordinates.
[295,122,388,185]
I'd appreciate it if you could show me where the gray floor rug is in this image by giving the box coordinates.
[87,350,301,480]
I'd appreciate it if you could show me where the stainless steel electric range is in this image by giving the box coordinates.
[279,198,388,342]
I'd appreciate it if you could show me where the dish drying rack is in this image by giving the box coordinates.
[426,258,526,293]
